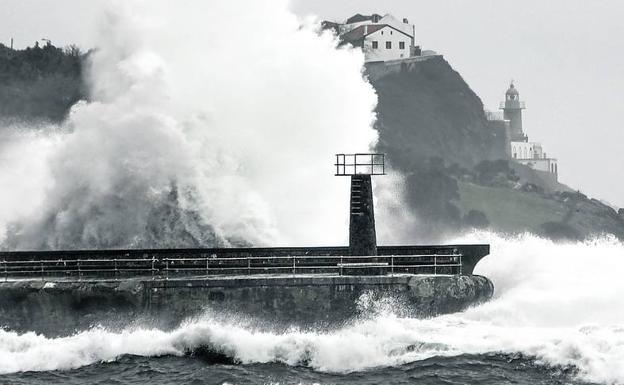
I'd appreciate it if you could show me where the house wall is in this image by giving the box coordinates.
[343,15,414,41]
[362,26,411,62]
[378,14,414,42]
[511,141,543,159]
[517,158,558,175]
[511,141,558,179]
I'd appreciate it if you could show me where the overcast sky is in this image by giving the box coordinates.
[1,1,623,208]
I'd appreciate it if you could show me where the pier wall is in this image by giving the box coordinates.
[0,274,493,336]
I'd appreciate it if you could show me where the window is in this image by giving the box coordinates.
[399,41,405,49]
[386,41,392,49]
[372,41,378,49]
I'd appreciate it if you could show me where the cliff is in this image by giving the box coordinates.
[368,56,624,241]
[370,56,507,167]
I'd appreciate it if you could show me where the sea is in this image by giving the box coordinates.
[0,234,622,384]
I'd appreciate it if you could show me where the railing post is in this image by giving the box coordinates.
[292,256,296,275]
[78,260,82,281]
[114,259,118,280]
[391,255,394,276]
[247,257,250,275]
[206,257,209,277]
[151,257,155,280]
[40,261,44,281]
[459,255,462,275]
[340,256,343,276]
[165,259,169,280]
[3,260,7,282]
[434,255,437,275]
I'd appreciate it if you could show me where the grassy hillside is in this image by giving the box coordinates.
[457,182,566,233]
[457,181,624,239]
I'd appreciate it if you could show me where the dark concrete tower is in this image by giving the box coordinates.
[500,82,527,142]
[335,153,385,256]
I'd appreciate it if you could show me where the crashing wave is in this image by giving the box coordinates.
[1,234,623,384]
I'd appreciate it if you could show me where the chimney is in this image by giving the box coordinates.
[10,38,13,50]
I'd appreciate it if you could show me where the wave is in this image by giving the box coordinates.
[0,0,379,250]
[1,233,623,384]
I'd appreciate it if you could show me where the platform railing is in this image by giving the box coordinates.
[335,153,385,176]
[0,254,462,281]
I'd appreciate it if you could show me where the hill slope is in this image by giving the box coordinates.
[368,56,624,241]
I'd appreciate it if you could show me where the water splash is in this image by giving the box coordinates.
[0,234,623,384]
[0,0,378,250]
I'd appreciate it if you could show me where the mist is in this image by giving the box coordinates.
[0,0,380,250]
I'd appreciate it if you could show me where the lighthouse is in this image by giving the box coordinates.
[500,82,527,142]
[497,82,559,181]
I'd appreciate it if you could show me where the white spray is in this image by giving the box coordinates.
[0,234,623,384]
[0,0,378,249]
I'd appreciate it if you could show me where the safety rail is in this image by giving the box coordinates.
[0,254,462,281]
[335,153,385,176]
[499,101,526,109]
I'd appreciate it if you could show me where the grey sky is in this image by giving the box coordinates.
[1,1,623,207]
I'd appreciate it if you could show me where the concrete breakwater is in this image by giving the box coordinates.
[0,274,493,336]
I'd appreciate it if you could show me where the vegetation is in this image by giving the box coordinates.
[0,41,86,122]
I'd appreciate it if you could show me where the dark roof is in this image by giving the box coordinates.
[506,82,519,96]
[321,21,341,34]
[346,13,382,24]
[340,24,385,44]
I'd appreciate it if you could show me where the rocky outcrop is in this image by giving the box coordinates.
[369,56,506,168]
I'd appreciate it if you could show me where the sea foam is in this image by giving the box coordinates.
[0,233,623,384]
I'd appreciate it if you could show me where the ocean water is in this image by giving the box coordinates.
[0,353,596,385]
[0,233,622,384]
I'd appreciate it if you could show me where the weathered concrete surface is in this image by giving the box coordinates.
[0,274,493,336]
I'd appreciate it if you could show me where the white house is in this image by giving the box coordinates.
[324,13,419,62]
[511,141,558,176]
[340,24,413,62]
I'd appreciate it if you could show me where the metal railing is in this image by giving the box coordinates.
[0,254,462,281]
[335,153,385,176]
[499,101,526,109]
